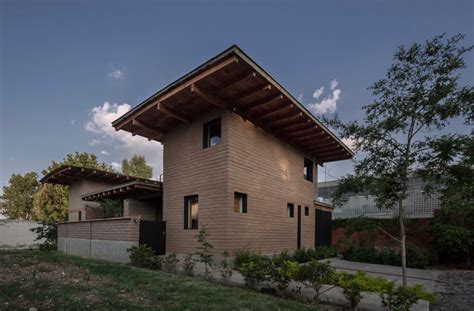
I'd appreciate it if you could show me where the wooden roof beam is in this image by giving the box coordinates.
[132,119,166,135]
[220,71,257,91]
[266,111,303,125]
[252,102,293,120]
[191,84,228,108]
[286,126,318,138]
[236,84,272,102]
[242,94,284,113]
[273,118,311,132]
[157,102,191,123]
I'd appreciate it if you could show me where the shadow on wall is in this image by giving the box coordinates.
[0,220,45,249]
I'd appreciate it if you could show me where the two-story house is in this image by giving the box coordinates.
[51,45,352,262]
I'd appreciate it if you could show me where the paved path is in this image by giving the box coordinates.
[322,258,438,291]
[431,270,474,311]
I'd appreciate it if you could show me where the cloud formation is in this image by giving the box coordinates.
[307,79,341,115]
[85,101,163,178]
[108,68,124,80]
[100,150,110,155]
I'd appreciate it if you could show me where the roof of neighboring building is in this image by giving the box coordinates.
[112,45,353,163]
[81,180,162,201]
[39,165,161,186]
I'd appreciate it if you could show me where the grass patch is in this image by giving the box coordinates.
[0,250,320,310]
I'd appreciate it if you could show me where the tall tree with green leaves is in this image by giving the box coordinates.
[44,151,112,174]
[122,154,153,179]
[326,34,473,285]
[1,172,39,220]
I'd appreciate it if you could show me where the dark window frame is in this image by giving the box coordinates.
[234,192,248,213]
[287,203,294,218]
[78,211,82,221]
[304,206,309,216]
[304,157,313,182]
[203,117,222,149]
[184,195,199,230]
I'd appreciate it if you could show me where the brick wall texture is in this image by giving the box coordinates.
[163,109,319,255]
[58,218,140,242]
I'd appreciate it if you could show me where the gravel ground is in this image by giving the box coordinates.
[431,271,474,311]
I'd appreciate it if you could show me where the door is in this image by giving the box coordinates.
[315,209,332,247]
[139,221,166,255]
[297,205,302,249]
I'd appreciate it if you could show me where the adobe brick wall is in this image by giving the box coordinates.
[68,180,117,221]
[58,218,140,242]
[163,109,319,255]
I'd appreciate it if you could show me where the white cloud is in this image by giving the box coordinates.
[70,120,76,126]
[108,68,124,80]
[85,101,163,179]
[341,137,356,151]
[100,150,110,155]
[111,161,122,172]
[312,86,324,99]
[88,139,102,146]
[307,79,341,115]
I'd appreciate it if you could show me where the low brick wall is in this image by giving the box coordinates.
[57,217,140,263]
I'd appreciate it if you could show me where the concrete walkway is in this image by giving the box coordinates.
[322,258,439,292]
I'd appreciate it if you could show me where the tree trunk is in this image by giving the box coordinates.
[398,196,407,287]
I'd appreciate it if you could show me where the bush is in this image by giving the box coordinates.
[380,282,436,311]
[234,249,265,269]
[31,222,57,250]
[195,227,213,278]
[239,257,271,289]
[220,251,233,284]
[127,245,161,270]
[183,254,195,276]
[268,260,298,294]
[295,260,335,301]
[162,253,179,274]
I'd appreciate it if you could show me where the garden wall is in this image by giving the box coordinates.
[0,220,44,249]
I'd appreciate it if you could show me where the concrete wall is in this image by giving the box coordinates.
[123,198,157,221]
[163,109,318,255]
[0,220,45,249]
[68,179,116,221]
[57,218,140,263]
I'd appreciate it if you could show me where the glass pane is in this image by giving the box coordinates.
[234,194,241,213]
[208,122,221,146]
[190,197,198,229]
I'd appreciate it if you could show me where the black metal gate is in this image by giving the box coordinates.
[315,210,332,247]
[139,221,166,255]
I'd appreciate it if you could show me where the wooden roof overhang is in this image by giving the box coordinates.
[40,165,161,186]
[112,45,353,163]
[81,181,162,201]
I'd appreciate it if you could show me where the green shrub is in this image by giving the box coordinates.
[182,254,195,276]
[31,222,58,250]
[268,260,298,294]
[239,257,271,289]
[380,283,435,311]
[195,228,214,278]
[295,260,335,301]
[220,251,233,284]
[127,245,161,270]
[335,272,364,311]
[314,245,337,260]
[162,253,179,274]
[234,249,264,269]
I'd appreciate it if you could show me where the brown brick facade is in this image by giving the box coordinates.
[163,109,318,255]
[58,218,140,242]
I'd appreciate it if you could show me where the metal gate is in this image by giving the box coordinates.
[315,210,332,247]
[139,221,166,255]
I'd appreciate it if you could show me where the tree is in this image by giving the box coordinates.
[32,183,68,222]
[122,154,153,179]
[326,34,473,285]
[0,172,39,220]
[44,151,112,174]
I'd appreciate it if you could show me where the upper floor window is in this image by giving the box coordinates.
[234,192,247,213]
[305,206,309,216]
[304,157,313,182]
[184,195,199,230]
[203,118,221,148]
[287,203,294,218]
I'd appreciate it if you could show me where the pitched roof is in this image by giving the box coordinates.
[112,45,353,163]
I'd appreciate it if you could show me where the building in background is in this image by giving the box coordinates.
[317,177,439,219]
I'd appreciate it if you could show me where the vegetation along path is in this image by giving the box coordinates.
[0,250,321,311]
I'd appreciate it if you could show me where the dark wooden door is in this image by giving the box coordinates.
[297,205,302,249]
[139,221,166,255]
[315,210,332,247]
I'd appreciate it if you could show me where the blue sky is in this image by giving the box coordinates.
[1,0,473,188]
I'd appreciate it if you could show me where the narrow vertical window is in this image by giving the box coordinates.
[78,211,82,221]
[184,195,199,229]
[234,192,247,213]
[304,158,313,182]
[203,118,221,148]
[305,206,309,216]
[287,203,294,218]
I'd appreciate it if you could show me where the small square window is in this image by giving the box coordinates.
[184,195,199,230]
[203,118,221,148]
[304,206,309,216]
[234,192,247,213]
[287,203,294,218]
[304,157,313,182]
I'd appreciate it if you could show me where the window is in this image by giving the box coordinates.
[304,206,309,216]
[184,195,199,229]
[304,157,313,182]
[78,211,82,221]
[287,203,294,218]
[203,118,221,148]
[234,192,247,213]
